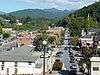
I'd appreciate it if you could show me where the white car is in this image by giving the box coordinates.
[70,65,77,69]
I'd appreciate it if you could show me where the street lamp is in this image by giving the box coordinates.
[43,40,47,45]
[42,40,47,75]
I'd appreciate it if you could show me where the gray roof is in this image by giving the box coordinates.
[81,35,92,38]
[88,28,100,32]
[0,46,41,62]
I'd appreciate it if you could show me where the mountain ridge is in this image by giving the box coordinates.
[0,11,6,15]
[7,8,71,19]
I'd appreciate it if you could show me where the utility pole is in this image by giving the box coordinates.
[88,13,90,21]
[43,46,46,75]
[42,40,47,75]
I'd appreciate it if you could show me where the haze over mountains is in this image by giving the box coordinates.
[0,11,6,15]
[0,8,72,19]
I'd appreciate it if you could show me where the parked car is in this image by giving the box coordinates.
[69,55,74,58]
[70,64,77,69]
[56,51,63,58]
[74,53,83,57]
[70,57,75,61]
[56,52,63,55]
[70,69,77,75]
[69,50,73,53]
[69,52,73,55]
[70,60,74,63]
[64,47,68,50]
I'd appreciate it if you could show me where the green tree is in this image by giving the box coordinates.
[48,36,56,45]
[0,24,2,34]
[9,15,17,24]
[33,31,48,51]
[3,33,10,39]
[83,47,93,58]
[71,36,79,46]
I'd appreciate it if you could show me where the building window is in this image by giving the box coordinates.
[28,62,32,65]
[1,66,4,70]
[15,62,18,67]
[1,61,4,70]
[2,61,4,65]
[93,67,99,71]
[14,68,18,74]
[7,68,9,74]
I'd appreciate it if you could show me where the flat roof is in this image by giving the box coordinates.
[90,57,100,62]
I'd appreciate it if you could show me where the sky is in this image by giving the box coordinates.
[0,0,96,12]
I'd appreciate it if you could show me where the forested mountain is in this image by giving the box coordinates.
[7,8,71,19]
[56,2,100,36]
[70,2,100,22]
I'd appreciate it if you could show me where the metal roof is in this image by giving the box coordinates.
[0,46,41,62]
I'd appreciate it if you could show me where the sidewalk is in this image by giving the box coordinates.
[39,71,59,75]
[48,71,59,75]
[46,71,59,75]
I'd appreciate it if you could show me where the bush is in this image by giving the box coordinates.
[3,32,10,39]
[71,36,79,46]
[52,59,63,71]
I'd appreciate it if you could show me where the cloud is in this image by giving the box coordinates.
[17,0,95,10]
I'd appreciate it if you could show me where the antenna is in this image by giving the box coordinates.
[88,13,90,21]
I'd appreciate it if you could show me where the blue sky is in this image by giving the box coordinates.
[0,0,96,12]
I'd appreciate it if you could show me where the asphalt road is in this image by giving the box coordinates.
[58,30,70,75]
[58,30,80,75]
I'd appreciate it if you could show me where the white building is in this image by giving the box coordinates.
[90,57,100,75]
[81,30,86,36]
[80,35,93,47]
[0,46,45,75]
[17,23,23,25]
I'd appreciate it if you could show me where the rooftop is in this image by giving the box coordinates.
[0,46,41,62]
[81,35,93,38]
[90,57,100,62]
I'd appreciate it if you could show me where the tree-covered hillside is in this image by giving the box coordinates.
[70,2,100,23]
[56,2,100,36]
[8,8,71,19]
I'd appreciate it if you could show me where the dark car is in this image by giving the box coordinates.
[74,53,83,57]
[70,60,74,63]
[70,69,77,75]
[64,47,68,50]
[70,55,74,58]
[68,43,71,45]
[56,52,63,55]
[56,52,63,58]
[70,57,75,60]
[69,52,73,55]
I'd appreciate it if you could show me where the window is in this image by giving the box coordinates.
[1,66,4,70]
[14,68,17,74]
[15,62,17,67]
[1,61,4,70]
[2,61,4,65]
[93,67,99,71]
[7,68,9,74]
[28,62,32,65]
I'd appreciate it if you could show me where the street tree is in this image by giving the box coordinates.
[3,33,10,39]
